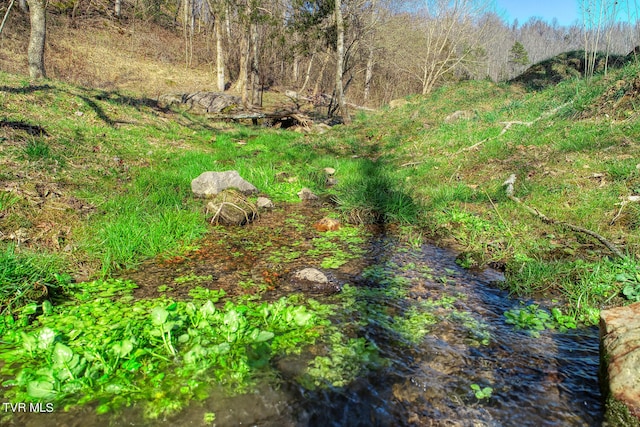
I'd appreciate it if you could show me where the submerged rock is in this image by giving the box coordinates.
[600,302,640,422]
[290,268,340,294]
[192,170,258,198]
[313,217,340,232]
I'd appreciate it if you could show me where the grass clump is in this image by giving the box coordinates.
[0,246,69,317]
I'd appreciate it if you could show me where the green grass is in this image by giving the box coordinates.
[0,246,69,316]
[336,61,640,324]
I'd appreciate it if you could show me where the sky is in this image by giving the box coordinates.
[495,0,581,27]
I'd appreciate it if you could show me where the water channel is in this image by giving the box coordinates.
[11,205,602,426]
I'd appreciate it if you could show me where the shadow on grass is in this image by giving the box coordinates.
[0,84,53,94]
[0,119,49,136]
[1,79,222,133]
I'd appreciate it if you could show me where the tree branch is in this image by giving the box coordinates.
[0,0,15,37]
[457,101,573,154]
[503,174,625,259]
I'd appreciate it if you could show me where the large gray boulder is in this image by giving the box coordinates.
[600,302,640,422]
[191,171,258,198]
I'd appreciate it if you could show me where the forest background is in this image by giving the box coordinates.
[2,0,639,113]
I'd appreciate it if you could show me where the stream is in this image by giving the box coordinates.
[11,205,602,426]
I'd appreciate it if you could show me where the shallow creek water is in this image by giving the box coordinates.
[13,205,602,427]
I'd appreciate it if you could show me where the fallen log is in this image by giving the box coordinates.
[207,110,312,128]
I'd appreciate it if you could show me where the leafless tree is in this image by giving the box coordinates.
[26,0,46,79]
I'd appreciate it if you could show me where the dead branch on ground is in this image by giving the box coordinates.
[458,101,574,154]
[503,174,625,259]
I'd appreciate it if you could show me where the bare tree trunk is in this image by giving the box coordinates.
[363,46,374,104]
[334,0,350,123]
[313,48,331,95]
[299,53,315,92]
[204,0,226,91]
[115,0,121,17]
[225,4,231,40]
[215,16,225,91]
[18,0,28,12]
[250,20,260,105]
[26,0,46,79]
[363,0,378,105]
[183,0,194,67]
[292,55,299,84]
[234,28,250,105]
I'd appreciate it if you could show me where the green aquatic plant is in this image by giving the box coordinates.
[448,311,491,346]
[0,279,331,420]
[303,332,382,388]
[470,383,493,400]
[307,225,368,269]
[174,273,213,285]
[504,303,577,337]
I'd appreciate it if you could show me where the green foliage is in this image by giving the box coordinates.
[0,246,69,317]
[448,311,491,346]
[0,191,20,212]
[0,279,330,419]
[174,273,213,285]
[24,139,51,160]
[509,41,530,67]
[617,270,640,302]
[304,332,381,388]
[392,304,438,344]
[307,225,368,269]
[470,383,493,400]
[504,303,576,337]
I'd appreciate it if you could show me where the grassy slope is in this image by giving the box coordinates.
[319,68,640,324]
[1,13,640,325]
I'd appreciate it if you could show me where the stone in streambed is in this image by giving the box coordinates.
[600,302,640,422]
[290,268,340,294]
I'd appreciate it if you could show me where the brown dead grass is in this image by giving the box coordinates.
[1,12,217,97]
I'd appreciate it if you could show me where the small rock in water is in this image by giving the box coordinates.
[313,217,340,232]
[290,268,340,294]
[293,268,328,283]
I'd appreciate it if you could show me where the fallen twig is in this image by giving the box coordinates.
[400,161,424,168]
[503,174,625,259]
[458,101,574,154]
[0,0,15,37]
